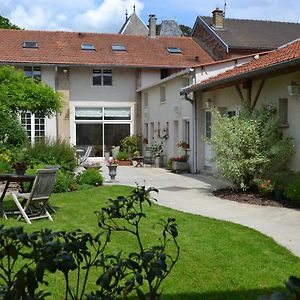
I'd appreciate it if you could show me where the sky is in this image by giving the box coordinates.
[1,0,300,33]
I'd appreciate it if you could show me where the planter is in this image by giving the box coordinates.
[172,161,189,173]
[14,167,27,175]
[154,156,163,168]
[118,160,132,166]
[107,165,118,180]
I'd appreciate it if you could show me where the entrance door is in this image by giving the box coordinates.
[204,110,212,167]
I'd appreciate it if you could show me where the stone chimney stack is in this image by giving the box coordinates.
[148,14,157,37]
[212,7,224,29]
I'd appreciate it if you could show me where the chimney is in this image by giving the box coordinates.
[148,14,157,37]
[212,7,224,29]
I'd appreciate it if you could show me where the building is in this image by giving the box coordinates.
[181,39,300,172]
[192,7,300,60]
[0,27,213,157]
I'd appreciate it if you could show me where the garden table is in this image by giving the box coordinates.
[0,173,35,219]
[134,156,144,167]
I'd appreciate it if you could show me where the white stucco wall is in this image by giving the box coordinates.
[141,75,193,163]
[198,70,300,172]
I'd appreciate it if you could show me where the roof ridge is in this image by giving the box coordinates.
[200,15,300,25]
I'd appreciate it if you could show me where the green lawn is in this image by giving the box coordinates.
[2,185,300,299]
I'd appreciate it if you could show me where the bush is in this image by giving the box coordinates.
[116,151,129,161]
[53,170,72,193]
[256,178,275,197]
[120,135,139,157]
[209,106,294,190]
[284,173,300,203]
[78,169,103,186]
[24,138,76,171]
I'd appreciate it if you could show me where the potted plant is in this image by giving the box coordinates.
[111,146,120,159]
[12,161,28,175]
[152,141,164,168]
[107,158,118,180]
[176,140,189,156]
[116,151,132,166]
[120,135,139,159]
[171,155,189,173]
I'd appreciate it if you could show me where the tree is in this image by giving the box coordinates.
[0,65,62,117]
[0,15,20,29]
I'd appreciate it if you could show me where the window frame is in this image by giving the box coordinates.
[92,69,112,86]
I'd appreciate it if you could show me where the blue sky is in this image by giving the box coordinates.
[1,0,300,32]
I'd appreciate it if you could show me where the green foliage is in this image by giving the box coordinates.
[53,170,72,193]
[0,111,28,148]
[152,141,164,157]
[0,15,20,29]
[24,138,76,171]
[120,135,139,157]
[284,173,300,203]
[0,186,179,300]
[256,178,275,197]
[78,169,103,186]
[179,24,192,36]
[0,65,62,117]
[116,151,129,161]
[208,106,295,190]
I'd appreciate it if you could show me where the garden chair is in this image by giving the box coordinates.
[79,146,93,166]
[11,168,59,224]
[143,146,155,166]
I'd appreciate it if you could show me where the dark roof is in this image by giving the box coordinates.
[182,39,300,93]
[0,29,214,68]
[199,16,300,50]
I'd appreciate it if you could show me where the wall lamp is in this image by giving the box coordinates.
[287,81,300,97]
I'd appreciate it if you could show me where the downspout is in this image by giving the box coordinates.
[54,66,59,140]
[183,92,197,174]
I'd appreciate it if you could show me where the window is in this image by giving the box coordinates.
[144,123,149,141]
[93,69,112,86]
[81,43,95,51]
[167,47,182,54]
[112,44,126,51]
[24,66,41,81]
[21,112,45,143]
[23,41,38,49]
[144,93,148,108]
[279,98,288,126]
[183,120,190,146]
[160,69,169,79]
[227,110,236,118]
[160,86,166,103]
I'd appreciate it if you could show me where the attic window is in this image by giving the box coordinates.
[167,47,182,54]
[81,43,96,51]
[112,44,126,51]
[23,41,38,49]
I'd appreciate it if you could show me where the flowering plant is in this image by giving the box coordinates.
[172,155,188,162]
[176,141,189,149]
[256,178,274,197]
[107,158,118,166]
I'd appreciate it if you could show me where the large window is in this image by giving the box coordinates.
[93,69,112,86]
[21,112,45,143]
[75,107,131,157]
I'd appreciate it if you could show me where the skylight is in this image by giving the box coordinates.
[81,43,96,51]
[112,44,126,51]
[167,47,182,54]
[23,41,38,49]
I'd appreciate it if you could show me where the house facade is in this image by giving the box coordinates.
[192,8,300,60]
[0,28,213,157]
[181,39,300,172]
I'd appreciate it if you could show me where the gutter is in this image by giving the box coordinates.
[181,57,300,94]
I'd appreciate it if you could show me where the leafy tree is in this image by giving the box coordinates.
[179,24,192,36]
[0,15,20,29]
[0,65,62,117]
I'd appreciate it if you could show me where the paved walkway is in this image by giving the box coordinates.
[101,164,300,257]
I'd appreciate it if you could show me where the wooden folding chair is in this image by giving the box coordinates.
[11,168,59,224]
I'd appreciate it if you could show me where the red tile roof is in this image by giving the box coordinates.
[184,39,300,92]
[0,29,214,68]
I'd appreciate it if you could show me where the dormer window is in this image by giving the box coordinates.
[23,41,38,49]
[167,47,182,54]
[112,44,126,51]
[81,43,96,51]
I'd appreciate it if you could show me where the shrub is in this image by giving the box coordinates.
[284,173,300,203]
[208,105,294,190]
[116,151,129,161]
[24,138,76,171]
[78,169,103,186]
[256,178,275,197]
[53,170,72,193]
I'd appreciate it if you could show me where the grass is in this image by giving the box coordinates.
[2,185,300,299]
